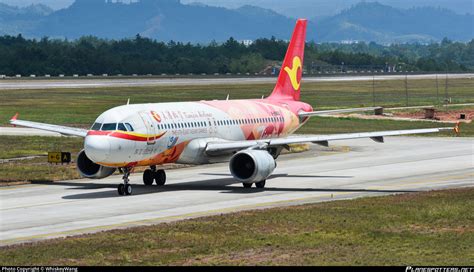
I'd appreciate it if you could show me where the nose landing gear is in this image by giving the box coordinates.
[118,167,133,196]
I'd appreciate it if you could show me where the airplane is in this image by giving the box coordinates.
[10,19,456,196]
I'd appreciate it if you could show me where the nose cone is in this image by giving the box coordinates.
[84,136,111,162]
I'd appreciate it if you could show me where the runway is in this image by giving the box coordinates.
[0,136,472,246]
[0,74,472,90]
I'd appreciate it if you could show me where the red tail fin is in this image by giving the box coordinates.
[269,19,307,101]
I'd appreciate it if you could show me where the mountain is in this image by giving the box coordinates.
[0,3,52,35]
[33,0,294,42]
[314,2,474,43]
[0,1,472,43]
[182,0,474,19]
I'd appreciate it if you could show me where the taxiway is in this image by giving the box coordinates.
[0,136,472,246]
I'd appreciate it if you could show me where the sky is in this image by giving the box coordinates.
[1,0,472,17]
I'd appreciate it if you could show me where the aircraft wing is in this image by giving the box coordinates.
[298,107,382,117]
[205,127,455,155]
[9,114,88,137]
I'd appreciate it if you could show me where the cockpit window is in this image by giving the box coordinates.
[101,123,117,131]
[91,123,102,130]
[125,123,134,132]
[117,123,127,131]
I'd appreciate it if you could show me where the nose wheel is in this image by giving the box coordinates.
[118,167,133,196]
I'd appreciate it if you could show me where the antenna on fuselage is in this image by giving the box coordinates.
[126,98,130,105]
[226,94,230,101]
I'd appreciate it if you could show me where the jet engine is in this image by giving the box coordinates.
[76,149,116,179]
[229,150,276,183]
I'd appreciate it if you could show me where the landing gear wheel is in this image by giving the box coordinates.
[118,167,133,196]
[243,183,252,188]
[143,169,154,186]
[118,184,125,196]
[125,184,133,195]
[255,180,266,189]
[154,170,166,186]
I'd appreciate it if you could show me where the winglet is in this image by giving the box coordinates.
[454,122,461,136]
[10,113,18,121]
[10,113,18,127]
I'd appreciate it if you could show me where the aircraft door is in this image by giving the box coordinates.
[208,117,217,135]
[139,111,157,145]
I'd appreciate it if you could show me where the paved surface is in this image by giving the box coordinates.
[0,137,472,246]
[0,74,472,90]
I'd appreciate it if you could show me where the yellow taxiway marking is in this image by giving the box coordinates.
[0,184,42,190]
[366,172,474,190]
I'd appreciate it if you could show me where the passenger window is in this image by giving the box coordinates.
[117,123,127,131]
[91,123,102,130]
[101,123,117,131]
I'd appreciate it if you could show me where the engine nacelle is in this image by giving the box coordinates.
[76,149,116,179]
[229,150,276,183]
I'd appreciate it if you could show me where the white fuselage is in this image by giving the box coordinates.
[84,98,311,168]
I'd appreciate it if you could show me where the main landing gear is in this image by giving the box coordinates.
[242,180,266,189]
[117,166,167,196]
[143,166,167,186]
[118,167,133,196]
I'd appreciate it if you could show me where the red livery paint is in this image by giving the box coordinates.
[269,19,307,101]
[87,130,166,142]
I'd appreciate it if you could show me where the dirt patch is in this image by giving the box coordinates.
[394,109,474,123]
[383,224,473,235]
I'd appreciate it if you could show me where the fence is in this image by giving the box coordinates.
[301,74,474,109]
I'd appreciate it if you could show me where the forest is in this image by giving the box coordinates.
[0,34,472,76]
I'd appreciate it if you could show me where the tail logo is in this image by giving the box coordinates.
[284,56,302,91]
